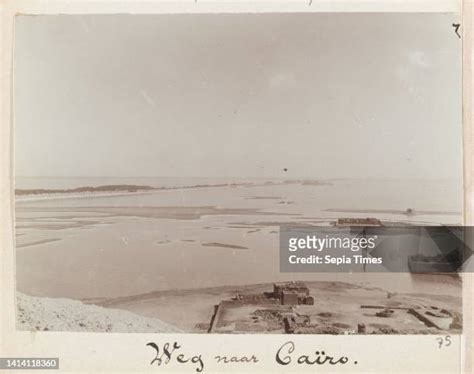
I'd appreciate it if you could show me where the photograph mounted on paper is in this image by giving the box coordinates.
[13,12,463,335]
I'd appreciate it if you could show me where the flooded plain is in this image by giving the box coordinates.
[15,178,462,300]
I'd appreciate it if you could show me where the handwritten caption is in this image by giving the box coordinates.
[146,341,358,372]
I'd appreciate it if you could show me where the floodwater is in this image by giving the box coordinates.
[15,178,463,299]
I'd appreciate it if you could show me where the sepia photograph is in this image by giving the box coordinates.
[13,11,464,337]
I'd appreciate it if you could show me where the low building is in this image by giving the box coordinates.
[273,282,313,306]
[273,282,309,299]
[302,296,314,305]
[336,218,382,227]
[281,291,299,305]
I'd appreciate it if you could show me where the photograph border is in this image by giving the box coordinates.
[1,1,472,372]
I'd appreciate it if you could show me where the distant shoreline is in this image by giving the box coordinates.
[15,180,331,197]
[15,184,155,195]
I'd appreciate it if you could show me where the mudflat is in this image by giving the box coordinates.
[15,179,463,333]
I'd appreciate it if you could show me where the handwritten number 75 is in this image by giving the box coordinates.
[436,336,452,349]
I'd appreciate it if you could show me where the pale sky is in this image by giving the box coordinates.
[14,13,462,179]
